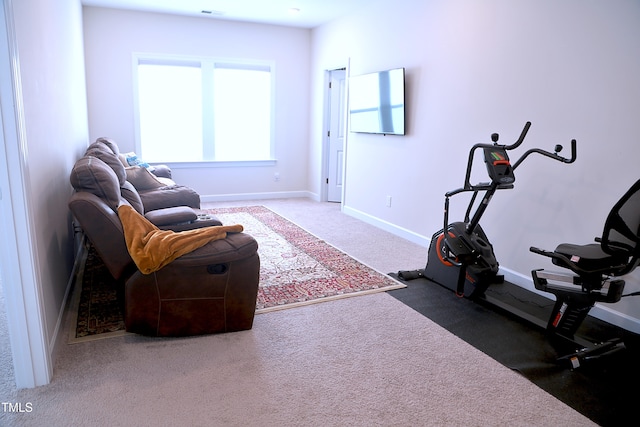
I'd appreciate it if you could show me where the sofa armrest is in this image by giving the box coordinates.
[144,206,223,231]
[139,185,201,211]
[144,206,197,226]
[151,164,172,179]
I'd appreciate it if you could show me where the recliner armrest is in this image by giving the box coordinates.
[145,206,197,226]
[138,185,200,211]
[144,206,223,231]
[150,164,172,179]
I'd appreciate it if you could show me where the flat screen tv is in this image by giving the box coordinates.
[348,67,405,135]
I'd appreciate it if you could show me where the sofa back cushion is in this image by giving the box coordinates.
[95,137,120,156]
[70,156,121,210]
[85,142,126,186]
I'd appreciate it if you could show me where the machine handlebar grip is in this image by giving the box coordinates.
[566,139,577,163]
[530,246,559,260]
[504,121,532,150]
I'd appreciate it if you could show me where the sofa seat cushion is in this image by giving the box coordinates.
[155,176,175,186]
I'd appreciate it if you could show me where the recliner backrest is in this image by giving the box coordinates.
[69,191,134,280]
[69,155,135,280]
[601,178,640,275]
[70,156,122,210]
[81,139,146,213]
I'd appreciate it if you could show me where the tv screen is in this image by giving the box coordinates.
[348,67,405,135]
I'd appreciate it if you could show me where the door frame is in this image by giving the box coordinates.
[321,61,350,204]
[0,0,52,388]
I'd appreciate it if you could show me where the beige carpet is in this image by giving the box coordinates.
[4,292,595,426]
[0,199,596,426]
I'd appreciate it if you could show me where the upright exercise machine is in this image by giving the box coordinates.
[417,122,576,298]
[398,122,640,368]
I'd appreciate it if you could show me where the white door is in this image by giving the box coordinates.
[327,69,346,203]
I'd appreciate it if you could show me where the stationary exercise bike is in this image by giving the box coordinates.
[400,122,576,296]
[529,178,640,368]
[399,122,640,368]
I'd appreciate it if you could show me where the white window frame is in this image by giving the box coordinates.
[132,53,277,168]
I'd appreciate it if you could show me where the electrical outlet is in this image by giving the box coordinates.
[274,172,280,182]
[386,195,392,207]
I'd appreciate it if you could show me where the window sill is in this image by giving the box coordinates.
[151,159,277,169]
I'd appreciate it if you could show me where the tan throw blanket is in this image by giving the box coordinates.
[117,204,243,274]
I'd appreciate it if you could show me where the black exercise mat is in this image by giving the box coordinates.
[388,275,639,427]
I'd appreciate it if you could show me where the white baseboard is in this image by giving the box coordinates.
[342,204,430,247]
[339,204,640,334]
[201,190,318,203]
[200,195,640,334]
[52,236,87,372]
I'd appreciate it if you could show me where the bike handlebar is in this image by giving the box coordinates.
[504,121,532,150]
[462,122,531,188]
[512,138,577,170]
[461,122,576,190]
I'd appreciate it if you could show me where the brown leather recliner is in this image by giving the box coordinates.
[91,137,202,212]
[69,141,260,337]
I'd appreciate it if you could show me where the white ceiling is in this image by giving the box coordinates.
[81,0,374,28]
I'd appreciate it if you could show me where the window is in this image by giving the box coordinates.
[134,55,274,163]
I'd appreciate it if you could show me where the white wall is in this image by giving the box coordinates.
[2,0,89,386]
[311,0,640,331]
[83,7,312,200]
[13,0,89,345]
[81,1,640,331]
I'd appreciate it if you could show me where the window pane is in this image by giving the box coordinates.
[212,68,271,161]
[138,64,202,162]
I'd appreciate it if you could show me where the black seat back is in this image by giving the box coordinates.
[601,179,640,275]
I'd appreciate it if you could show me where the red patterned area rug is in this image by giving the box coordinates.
[68,244,128,343]
[208,206,406,313]
[69,205,405,342]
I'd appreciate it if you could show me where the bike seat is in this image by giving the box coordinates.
[552,242,630,274]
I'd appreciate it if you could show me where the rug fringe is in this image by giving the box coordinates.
[256,283,407,314]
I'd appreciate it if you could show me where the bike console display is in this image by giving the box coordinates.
[483,147,515,185]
